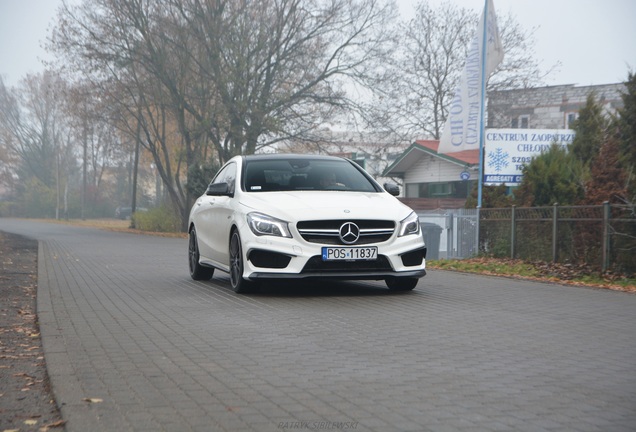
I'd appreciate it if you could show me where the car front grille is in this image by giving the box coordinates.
[296,219,395,245]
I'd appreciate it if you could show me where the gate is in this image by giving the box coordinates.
[417,209,478,259]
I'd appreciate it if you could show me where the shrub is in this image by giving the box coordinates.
[131,207,180,232]
[0,201,21,217]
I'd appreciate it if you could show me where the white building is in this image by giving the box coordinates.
[383,140,478,210]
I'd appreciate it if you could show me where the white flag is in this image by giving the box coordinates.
[437,0,504,154]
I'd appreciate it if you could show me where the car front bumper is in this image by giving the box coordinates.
[241,228,427,281]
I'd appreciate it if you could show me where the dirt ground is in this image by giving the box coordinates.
[0,232,65,432]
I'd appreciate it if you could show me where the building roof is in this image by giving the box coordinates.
[382,140,479,177]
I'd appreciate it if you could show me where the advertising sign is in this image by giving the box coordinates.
[484,128,575,185]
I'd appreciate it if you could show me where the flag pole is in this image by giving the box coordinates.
[477,0,488,209]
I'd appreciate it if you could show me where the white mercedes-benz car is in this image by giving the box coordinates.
[188,154,427,293]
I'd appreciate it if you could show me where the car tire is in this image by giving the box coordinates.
[385,276,418,291]
[189,227,214,281]
[229,230,255,294]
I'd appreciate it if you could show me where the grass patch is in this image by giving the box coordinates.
[41,218,131,229]
[428,257,636,293]
[34,217,187,238]
[431,257,541,279]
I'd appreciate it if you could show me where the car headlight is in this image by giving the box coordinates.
[398,212,420,237]
[247,212,292,238]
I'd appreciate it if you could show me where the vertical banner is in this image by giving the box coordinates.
[437,0,503,155]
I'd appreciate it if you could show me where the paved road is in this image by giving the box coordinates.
[1,219,635,432]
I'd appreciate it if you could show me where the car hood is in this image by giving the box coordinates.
[240,191,413,222]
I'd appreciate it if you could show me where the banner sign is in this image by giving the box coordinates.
[437,0,503,154]
[484,128,575,185]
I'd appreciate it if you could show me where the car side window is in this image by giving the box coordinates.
[211,162,237,194]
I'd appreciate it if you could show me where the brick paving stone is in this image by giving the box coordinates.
[1,219,635,432]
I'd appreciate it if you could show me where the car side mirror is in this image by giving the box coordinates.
[383,183,400,197]
[206,182,232,196]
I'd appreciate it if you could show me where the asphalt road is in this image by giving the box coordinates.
[1,218,635,432]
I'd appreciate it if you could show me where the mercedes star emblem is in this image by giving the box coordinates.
[339,222,360,244]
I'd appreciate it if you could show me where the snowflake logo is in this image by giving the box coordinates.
[487,147,509,172]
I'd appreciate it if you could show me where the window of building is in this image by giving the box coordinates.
[511,115,529,128]
[566,112,578,128]
[405,183,420,198]
[429,183,451,197]
[405,180,475,199]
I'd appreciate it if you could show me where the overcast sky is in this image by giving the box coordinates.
[1,0,635,87]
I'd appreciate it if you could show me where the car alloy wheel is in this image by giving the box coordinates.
[189,228,214,280]
[229,230,253,293]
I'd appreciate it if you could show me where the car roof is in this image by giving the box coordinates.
[241,153,346,162]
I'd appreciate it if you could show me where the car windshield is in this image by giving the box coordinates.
[243,159,379,193]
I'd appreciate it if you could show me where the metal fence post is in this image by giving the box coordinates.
[552,203,559,263]
[446,213,454,259]
[510,205,516,259]
[602,201,610,272]
[476,207,481,257]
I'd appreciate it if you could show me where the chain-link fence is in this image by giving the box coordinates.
[479,203,636,273]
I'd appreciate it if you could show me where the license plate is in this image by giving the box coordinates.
[322,246,378,261]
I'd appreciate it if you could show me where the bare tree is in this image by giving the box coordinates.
[50,0,224,226]
[48,0,396,229]
[64,82,128,216]
[0,73,63,185]
[363,0,557,142]
[0,72,76,218]
[174,0,396,160]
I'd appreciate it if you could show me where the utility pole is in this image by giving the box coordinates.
[130,113,141,229]
[81,102,87,220]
